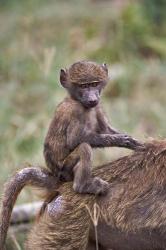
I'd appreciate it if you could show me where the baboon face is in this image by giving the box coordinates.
[70,79,105,108]
[60,61,108,108]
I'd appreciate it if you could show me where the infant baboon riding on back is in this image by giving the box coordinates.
[44,60,142,195]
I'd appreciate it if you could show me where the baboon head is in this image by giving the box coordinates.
[60,61,109,108]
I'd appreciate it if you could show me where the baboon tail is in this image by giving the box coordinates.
[0,166,58,250]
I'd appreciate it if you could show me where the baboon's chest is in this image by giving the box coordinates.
[84,109,98,133]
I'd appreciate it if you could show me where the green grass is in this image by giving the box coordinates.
[0,0,166,202]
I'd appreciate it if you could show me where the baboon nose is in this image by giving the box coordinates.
[89,100,98,107]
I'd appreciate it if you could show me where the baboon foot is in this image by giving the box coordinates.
[73,177,109,195]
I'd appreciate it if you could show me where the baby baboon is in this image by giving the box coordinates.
[26,140,166,250]
[44,60,143,195]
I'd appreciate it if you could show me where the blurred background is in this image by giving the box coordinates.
[0,0,166,247]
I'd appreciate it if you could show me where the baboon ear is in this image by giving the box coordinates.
[102,63,108,74]
[60,68,68,88]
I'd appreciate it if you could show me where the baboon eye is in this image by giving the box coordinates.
[79,82,99,89]
[91,82,99,87]
[80,83,88,89]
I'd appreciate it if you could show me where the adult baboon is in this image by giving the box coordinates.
[26,140,166,250]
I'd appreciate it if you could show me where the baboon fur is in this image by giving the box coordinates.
[26,139,166,250]
[44,60,142,195]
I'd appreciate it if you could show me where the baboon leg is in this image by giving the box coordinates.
[62,143,109,195]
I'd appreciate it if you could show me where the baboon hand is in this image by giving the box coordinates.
[117,134,144,150]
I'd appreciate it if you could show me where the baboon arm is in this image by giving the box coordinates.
[85,133,142,150]
[66,115,142,151]
[97,107,126,135]
[95,108,143,150]
[105,124,121,135]
[66,119,84,149]
[0,167,57,250]
[97,107,119,135]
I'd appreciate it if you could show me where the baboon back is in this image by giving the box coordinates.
[27,140,166,250]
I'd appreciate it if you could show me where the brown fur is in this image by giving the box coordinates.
[26,140,166,250]
[44,60,143,195]
[0,167,58,250]
[0,61,143,249]
[68,61,108,83]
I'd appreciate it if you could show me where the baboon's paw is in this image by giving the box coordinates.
[73,177,109,195]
